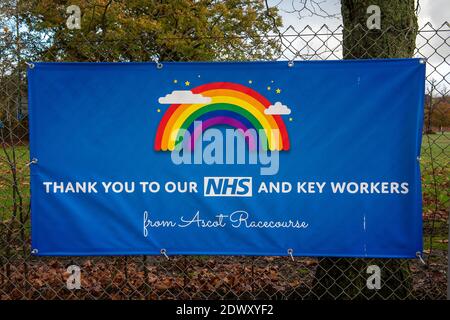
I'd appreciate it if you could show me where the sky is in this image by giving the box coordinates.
[267,0,449,92]
[268,0,449,29]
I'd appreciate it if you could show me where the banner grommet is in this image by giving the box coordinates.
[152,56,163,69]
[160,248,169,260]
[287,248,294,261]
[416,251,426,265]
[26,158,38,167]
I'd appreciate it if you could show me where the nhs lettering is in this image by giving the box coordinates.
[154,82,292,175]
[204,177,253,197]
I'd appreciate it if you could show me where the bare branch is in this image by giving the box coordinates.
[277,0,339,19]
[264,0,283,39]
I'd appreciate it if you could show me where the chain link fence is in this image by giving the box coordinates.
[0,19,449,299]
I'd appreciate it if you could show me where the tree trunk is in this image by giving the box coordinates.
[341,0,418,59]
[312,0,418,300]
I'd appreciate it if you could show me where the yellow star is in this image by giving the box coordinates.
[173,79,178,83]
[271,80,274,83]
[276,88,281,94]
[248,80,253,84]
[289,117,293,122]
[185,81,190,86]
[267,86,271,91]
[157,108,161,113]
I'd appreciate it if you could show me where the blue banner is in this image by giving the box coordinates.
[28,59,425,257]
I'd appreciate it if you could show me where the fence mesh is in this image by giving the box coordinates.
[0,13,449,300]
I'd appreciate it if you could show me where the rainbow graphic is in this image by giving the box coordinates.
[154,82,290,151]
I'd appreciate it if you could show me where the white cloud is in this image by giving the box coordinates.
[158,90,212,104]
[418,0,449,27]
[264,101,291,115]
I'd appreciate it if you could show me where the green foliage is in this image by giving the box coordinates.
[18,0,282,62]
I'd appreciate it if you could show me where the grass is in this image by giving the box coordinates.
[0,133,448,251]
[421,132,449,208]
[0,145,30,220]
[424,236,448,251]
[420,132,449,252]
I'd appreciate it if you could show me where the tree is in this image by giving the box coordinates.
[425,82,450,133]
[2,0,283,139]
[17,0,282,62]
[312,0,419,299]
